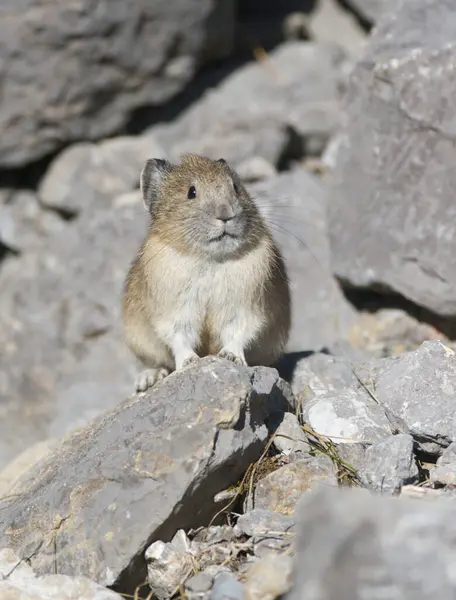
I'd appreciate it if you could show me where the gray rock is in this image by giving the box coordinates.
[273,412,311,456]
[430,443,456,486]
[373,341,456,454]
[0,199,146,468]
[346,308,448,359]
[154,41,349,168]
[307,0,366,57]
[359,433,418,494]
[185,529,239,582]
[0,0,235,167]
[251,169,357,354]
[343,0,397,24]
[210,572,244,600]
[146,530,194,600]
[0,191,66,253]
[0,357,293,593]
[336,442,367,475]
[234,509,295,539]
[290,484,456,599]
[236,156,277,183]
[185,571,214,595]
[328,0,456,317]
[39,134,166,216]
[0,439,56,497]
[243,553,293,600]
[303,387,392,445]
[254,456,337,515]
[0,548,122,600]
[290,352,359,401]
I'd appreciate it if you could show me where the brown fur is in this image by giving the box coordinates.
[122,153,291,391]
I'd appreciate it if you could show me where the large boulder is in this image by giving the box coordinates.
[0,357,293,594]
[290,485,456,599]
[153,41,349,167]
[0,0,234,167]
[327,0,456,317]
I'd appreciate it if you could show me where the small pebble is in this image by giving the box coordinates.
[243,553,293,600]
[210,572,244,600]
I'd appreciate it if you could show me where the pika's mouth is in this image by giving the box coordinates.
[209,231,237,243]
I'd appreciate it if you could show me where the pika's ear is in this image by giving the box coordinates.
[217,158,227,166]
[140,158,172,211]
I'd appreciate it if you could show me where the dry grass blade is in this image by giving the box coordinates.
[119,581,153,600]
[300,424,361,486]
[209,432,280,524]
[246,432,279,511]
[208,462,254,527]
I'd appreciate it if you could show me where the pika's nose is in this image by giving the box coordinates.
[215,203,235,222]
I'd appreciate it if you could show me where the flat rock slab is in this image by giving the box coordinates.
[328,0,456,317]
[0,358,293,594]
[290,485,456,599]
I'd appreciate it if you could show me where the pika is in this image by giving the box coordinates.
[122,153,291,392]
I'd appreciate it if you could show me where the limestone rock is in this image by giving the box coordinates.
[290,485,456,599]
[154,41,349,168]
[38,134,165,216]
[0,548,122,600]
[243,554,293,600]
[273,412,311,456]
[146,530,194,600]
[430,443,456,486]
[328,0,456,317]
[372,341,456,454]
[302,387,392,444]
[359,433,418,494]
[0,0,235,167]
[0,358,293,594]
[343,0,397,24]
[210,572,244,600]
[254,456,337,515]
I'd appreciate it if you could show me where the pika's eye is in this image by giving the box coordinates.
[187,185,196,200]
[233,181,239,195]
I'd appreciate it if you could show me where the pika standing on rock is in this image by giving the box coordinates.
[122,154,291,392]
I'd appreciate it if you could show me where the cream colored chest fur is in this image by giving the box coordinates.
[147,241,272,348]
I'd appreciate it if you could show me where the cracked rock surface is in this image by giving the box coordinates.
[328,0,456,317]
[0,358,293,590]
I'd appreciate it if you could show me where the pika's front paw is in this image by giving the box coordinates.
[181,354,200,369]
[135,368,169,393]
[217,349,247,366]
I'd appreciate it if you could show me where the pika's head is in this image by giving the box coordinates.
[140,154,264,260]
